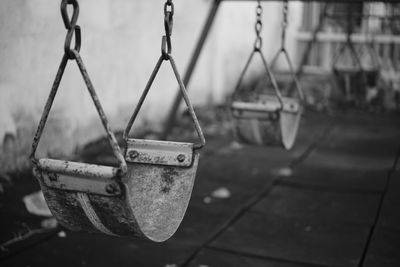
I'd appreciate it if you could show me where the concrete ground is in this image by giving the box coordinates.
[1,110,400,267]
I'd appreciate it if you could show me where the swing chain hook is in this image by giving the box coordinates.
[254,0,263,51]
[61,0,81,60]
[162,0,174,60]
[280,0,288,51]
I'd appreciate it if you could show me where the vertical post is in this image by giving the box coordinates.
[287,3,328,95]
[161,0,221,139]
[295,3,328,79]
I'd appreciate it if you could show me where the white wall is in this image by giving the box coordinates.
[0,0,303,160]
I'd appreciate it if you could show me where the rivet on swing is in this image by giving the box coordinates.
[177,154,186,162]
[128,150,139,159]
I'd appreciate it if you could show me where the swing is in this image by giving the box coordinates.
[230,0,304,150]
[31,0,205,242]
[332,4,366,103]
[122,0,205,242]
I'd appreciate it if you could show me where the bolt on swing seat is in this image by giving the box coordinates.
[31,0,205,242]
[230,0,303,150]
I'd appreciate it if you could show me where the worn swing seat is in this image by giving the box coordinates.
[230,27,304,151]
[122,139,199,241]
[231,93,302,149]
[121,39,206,241]
[32,0,204,242]
[34,142,199,241]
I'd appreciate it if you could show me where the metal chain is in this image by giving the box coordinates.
[280,0,288,50]
[253,0,263,51]
[162,0,174,59]
[61,0,81,59]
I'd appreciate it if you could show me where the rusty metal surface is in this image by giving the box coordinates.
[123,152,199,242]
[39,170,121,197]
[34,167,144,238]
[126,139,194,167]
[37,159,118,178]
[32,152,199,241]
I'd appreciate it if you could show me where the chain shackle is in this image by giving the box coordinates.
[162,0,174,59]
[164,0,174,17]
[61,0,79,29]
[61,0,81,59]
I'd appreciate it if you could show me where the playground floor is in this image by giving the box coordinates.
[1,109,400,267]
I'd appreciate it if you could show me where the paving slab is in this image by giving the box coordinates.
[211,212,370,267]
[364,228,400,267]
[304,148,395,171]
[1,230,197,267]
[302,112,400,171]
[252,185,381,225]
[189,248,306,267]
[280,164,388,193]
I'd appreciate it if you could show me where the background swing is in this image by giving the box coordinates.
[230,0,304,150]
[331,3,381,105]
[30,0,204,242]
[360,4,381,97]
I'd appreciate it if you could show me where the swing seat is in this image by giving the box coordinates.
[231,94,302,150]
[123,138,199,242]
[33,139,199,242]
[333,67,365,99]
[364,68,380,88]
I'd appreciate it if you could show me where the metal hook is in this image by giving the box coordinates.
[61,0,79,30]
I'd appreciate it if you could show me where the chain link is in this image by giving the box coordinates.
[280,0,289,50]
[254,0,263,51]
[61,0,81,59]
[162,0,174,59]
[282,0,288,30]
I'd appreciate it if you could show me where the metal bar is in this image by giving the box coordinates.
[297,32,400,44]
[161,0,221,139]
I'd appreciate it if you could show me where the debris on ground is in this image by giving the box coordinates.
[211,187,231,199]
[277,167,293,177]
[41,218,58,229]
[217,141,244,155]
[203,196,212,204]
[22,191,52,217]
[57,231,66,238]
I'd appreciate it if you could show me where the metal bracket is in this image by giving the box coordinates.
[34,159,122,197]
[231,95,299,117]
[125,139,194,167]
